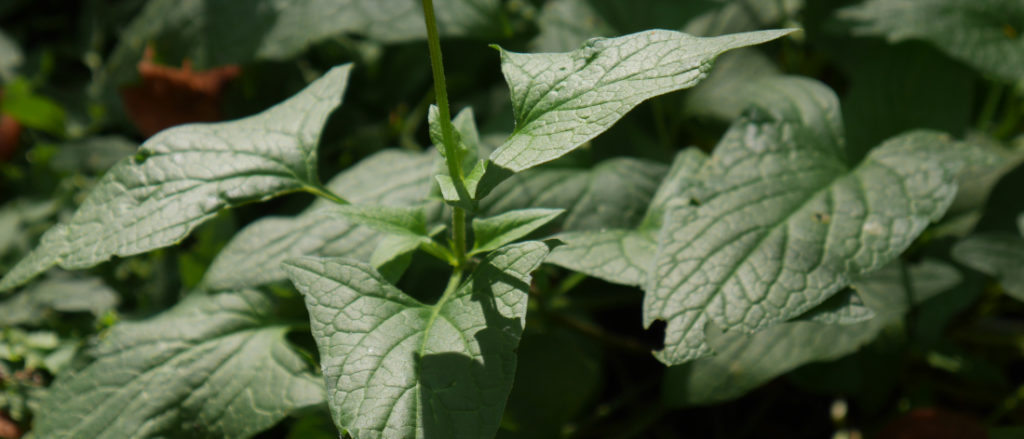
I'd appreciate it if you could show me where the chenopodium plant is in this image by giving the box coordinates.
[0,2,998,438]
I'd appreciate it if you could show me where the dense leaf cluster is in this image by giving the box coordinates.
[1,0,1023,438]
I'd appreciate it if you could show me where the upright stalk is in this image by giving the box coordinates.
[421,0,469,268]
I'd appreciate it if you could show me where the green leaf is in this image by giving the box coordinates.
[202,149,436,291]
[545,148,706,286]
[646,78,996,365]
[662,260,961,407]
[0,65,352,292]
[0,275,119,326]
[471,208,563,255]
[489,28,795,173]
[282,241,550,439]
[328,205,430,238]
[838,0,1024,85]
[1,77,67,137]
[952,215,1024,301]
[32,290,325,439]
[479,157,666,232]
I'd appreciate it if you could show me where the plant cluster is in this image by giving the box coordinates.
[1,0,1023,438]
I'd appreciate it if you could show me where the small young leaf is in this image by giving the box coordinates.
[471,208,563,255]
[647,78,997,365]
[202,149,435,291]
[32,290,324,439]
[283,241,549,439]
[0,65,352,292]
[489,28,795,173]
[839,0,1024,86]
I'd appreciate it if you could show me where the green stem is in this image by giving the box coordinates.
[421,0,470,267]
[303,184,348,205]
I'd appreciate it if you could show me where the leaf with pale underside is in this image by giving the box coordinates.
[488,28,795,173]
[201,149,435,291]
[283,241,549,439]
[545,148,706,286]
[471,208,563,255]
[0,65,352,292]
[32,290,324,439]
[646,78,996,365]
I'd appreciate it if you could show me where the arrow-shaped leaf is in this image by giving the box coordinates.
[646,78,996,365]
[489,28,795,173]
[283,241,549,439]
[0,65,352,292]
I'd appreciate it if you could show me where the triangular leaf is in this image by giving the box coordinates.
[489,28,795,173]
[283,241,549,439]
[0,65,353,292]
[32,290,324,439]
[646,78,997,365]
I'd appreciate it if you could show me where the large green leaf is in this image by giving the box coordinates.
[952,213,1024,301]
[838,0,1024,85]
[545,148,706,286]
[283,241,549,439]
[202,149,435,291]
[489,28,795,173]
[32,290,324,439]
[479,157,666,232]
[0,65,352,292]
[646,78,995,365]
[662,260,962,407]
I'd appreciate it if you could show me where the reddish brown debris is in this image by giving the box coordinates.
[120,46,241,138]
[878,407,987,439]
[0,88,22,163]
[0,411,22,439]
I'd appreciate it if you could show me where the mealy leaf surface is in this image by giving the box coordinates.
[32,290,324,439]
[0,65,352,292]
[283,241,549,439]
[646,77,995,365]
[490,28,795,172]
